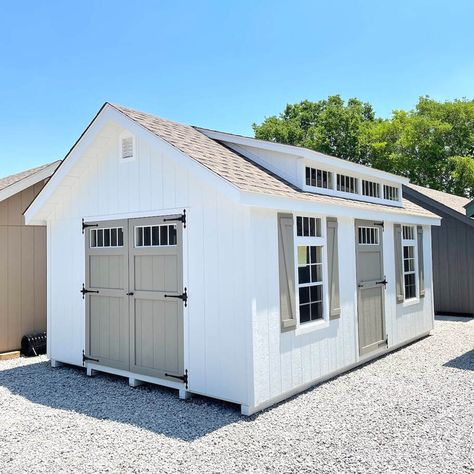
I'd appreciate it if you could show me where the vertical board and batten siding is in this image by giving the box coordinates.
[47,124,250,405]
[249,211,358,407]
[0,182,47,353]
[249,217,434,408]
[432,215,474,315]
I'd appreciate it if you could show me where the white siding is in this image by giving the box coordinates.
[47,124,251,405]
[248,215,434,408]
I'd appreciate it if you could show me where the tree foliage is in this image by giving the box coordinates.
[253,96,474,197]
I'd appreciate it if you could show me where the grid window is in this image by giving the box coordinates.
[358,226,379,245]
[135,224,177,247]
[402,225,417,300]
[296,216,322,237]
[384,185,399,201]
[336,174,357,193]
[90,227,124,248]
[362,180,380,198]
[305,167,332,189]
[297,245,323,323]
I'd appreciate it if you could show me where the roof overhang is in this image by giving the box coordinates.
[0,161,60,204]
[241,191,441,226]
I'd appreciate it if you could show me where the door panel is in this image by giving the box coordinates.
[355,220,387,356]
[85,220,130,371]
[129,216,184,380]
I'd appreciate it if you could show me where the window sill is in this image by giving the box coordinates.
[295,318,329,336]
[402,297,420,308]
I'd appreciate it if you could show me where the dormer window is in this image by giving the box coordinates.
[305,166,332,189]
[362,180,380,198]
[383,185,399,201]
[336,174,357,194]
[120,133,135,160]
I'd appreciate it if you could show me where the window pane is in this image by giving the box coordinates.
[299,287,310,304]
[297,217,302,237]
[160,226,168,245]
[310,218,315,237]
[311,264,322,283]
[404,273,416,299]
[303,217,309,236]
[310,246,316,263]
[298,266,311,284]
[310,285,322,302]
[90,230,96,248]
[152,226,160,246]
[311,302,323,320]
[118,228,124,246]
[144,226,151,246]
[97,229,103,247]
[136,227,143,247]
[305,167,311,185]
[111,228,117,247]
[298,246,308,265]
[104,229,110,247]
[300,304,311,323]
[311,168,316,187]
[169,225,177,245]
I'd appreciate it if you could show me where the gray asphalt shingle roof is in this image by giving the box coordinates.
[111,104,437,219]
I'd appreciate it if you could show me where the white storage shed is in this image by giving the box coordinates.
[25,103,440,415]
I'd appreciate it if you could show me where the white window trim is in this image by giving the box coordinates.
[401,225,419,303]
[90,227,124,248]
[293,215,330,334]
[119,132,136,162]
[134,224,177,248]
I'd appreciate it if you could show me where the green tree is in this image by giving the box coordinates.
[253,95,375,164]
[253,96,474,197]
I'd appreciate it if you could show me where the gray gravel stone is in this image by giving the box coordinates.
[0,318,473,473]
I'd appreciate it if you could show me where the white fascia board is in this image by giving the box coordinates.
[239,191,441,226]
[25,105,241,224]
[0,161,60,204]
[198,128,409,185]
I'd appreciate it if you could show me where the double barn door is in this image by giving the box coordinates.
[83,216,184,382]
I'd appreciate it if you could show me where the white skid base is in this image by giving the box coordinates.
[85,363,192,400]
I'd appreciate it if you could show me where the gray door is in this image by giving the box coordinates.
[355,220,387,356]
[85,220,130,370]
[129,216,184,381]
[84,215,184,381]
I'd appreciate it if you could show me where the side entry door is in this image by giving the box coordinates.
[355,220,387,356]
[84,220,130,370]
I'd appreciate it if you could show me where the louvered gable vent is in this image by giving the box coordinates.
[121,136,134,159]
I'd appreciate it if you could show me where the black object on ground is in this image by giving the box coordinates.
[21,332,47,357]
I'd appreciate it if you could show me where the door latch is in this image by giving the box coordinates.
[81,284,99,299]
[164,288,188,307]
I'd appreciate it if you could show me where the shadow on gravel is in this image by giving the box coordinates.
[0,360,244,441]
[444,349,474,372]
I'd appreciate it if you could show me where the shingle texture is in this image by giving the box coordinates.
[0,162,58,192]
[405,183,471,216]
[111,104,437,219]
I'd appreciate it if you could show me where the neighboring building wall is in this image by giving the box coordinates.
[45,123,251,405]
[405,191,474,316]
[0,181,47,352]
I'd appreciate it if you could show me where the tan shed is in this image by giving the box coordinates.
[0,161,60,353]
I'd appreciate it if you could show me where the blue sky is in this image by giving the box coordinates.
[1,0,474,176]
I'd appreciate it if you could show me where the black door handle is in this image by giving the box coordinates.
[126,292,134,296]
[81,284,99,299]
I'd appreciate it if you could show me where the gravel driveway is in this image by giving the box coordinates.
[0,318,473,474]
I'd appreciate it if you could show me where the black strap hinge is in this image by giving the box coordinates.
[82,218,98,234]
[81,283,99,299]
[164,288,188,307]
[373,221,384,229]
[163,209,186,228]
[82,350,99,366]
[165,369,188,388]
